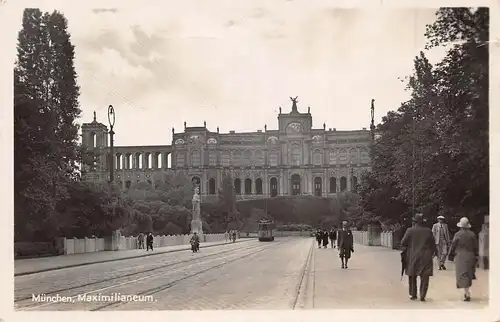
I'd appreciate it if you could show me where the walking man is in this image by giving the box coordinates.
[337,221,354,269]
[400,213,438,301]
[137,232,145,249]
[329,228,337,248]
[432,215,451,270]
[146,232,154,251]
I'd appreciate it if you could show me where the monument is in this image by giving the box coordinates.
[191,186,203,235]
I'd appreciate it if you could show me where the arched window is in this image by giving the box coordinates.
[243,150,252,167]
[255,178,263,194]
[254,150,264,166]
[312,149,322,166]
[209,151,217,166]
[291,145,302,166]
[191,150,201,167]
[244,178,252,195]
[209,178,216,195]
[352,176,358,191]
[360,148,370,164]
[291,174,301,195]
[340,176,347,191]
[349,148,360,164]
[329,177,337,193]
[314,177,322,196]
[270,177,278,197]
[338,149,348,164]
[234,178,241,194]
[232,151,242,167]
[175,152,185,167]
[329,150,337,165]
[221,151,230,167]
[269,150,279,166]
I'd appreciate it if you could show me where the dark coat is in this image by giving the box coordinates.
[337,229,353,249]
[329,230,337,240]
[400,224,437,276]
[448,229,478,288]
[146,234,153,244]
[322,232,329,245]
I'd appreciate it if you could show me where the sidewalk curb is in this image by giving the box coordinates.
[15,239,252,277]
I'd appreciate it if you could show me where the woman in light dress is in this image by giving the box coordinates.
[448,217,478,302]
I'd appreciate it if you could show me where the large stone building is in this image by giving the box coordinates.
[82,98,372,200]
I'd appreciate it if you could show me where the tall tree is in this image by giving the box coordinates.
[14,9,81,241]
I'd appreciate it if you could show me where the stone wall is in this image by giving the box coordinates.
[61,233,227,255]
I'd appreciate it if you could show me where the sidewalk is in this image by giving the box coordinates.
[309,243,488,309]
[15,239,251,276]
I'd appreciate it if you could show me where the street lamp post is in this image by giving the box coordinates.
[108,105,116,184]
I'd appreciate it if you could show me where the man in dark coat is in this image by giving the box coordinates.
[322,229,329,248]
[337,221,354,268]
[146,232,154,251]
[400,213,438,301]
[329,228,337,249]
[315,229,322,248]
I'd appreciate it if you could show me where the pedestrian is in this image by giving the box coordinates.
[432,215,451,270]
[447,217,478,302]
[337,221,354,269]
[400,213,438,302]
[137,232,144,249]
[315,229,322,248]
[146,232,154,251]
[329,228,337,248]
[322,229,329,249]
[225,231,229,242]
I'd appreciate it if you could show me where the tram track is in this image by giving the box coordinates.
[18,240,288,311]
[90,241,284,311]
[15,241,264,306]
[291,239,315,309]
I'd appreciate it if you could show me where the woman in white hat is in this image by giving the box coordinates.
[448,217,478,301]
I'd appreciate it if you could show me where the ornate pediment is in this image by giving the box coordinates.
[267,136,279,144]
[207,138,217,144]
[174,138,185,145]
[286,122,303,133]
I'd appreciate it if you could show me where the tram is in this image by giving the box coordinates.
[258,219,275,242]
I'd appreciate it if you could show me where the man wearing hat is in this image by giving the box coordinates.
[432,215,451,270]
[337,221,354,269]
[400,213,438,301]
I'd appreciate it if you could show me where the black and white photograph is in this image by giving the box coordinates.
[6,0,492,315]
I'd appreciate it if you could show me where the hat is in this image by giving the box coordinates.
[342,221,348,225]
[457,217,471,228]
[437,215,445,220]
[412,213,424,223]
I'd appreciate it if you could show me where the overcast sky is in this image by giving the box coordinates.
[9,2,450,146]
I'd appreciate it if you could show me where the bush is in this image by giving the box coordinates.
[14,242,57,258]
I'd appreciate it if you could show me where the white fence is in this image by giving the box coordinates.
[352,231,394,248]
[63,233,227,255]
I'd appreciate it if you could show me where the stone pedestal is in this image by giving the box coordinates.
[191,219,203,235]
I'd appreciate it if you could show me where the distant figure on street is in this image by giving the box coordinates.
[432,215,451,270]
[146,232,154,251]
[315,229,322,248]
[224,231,229,242]
[137,232,145,249]
[329,228,337,248]
[322,229,329,248]
[448,217,478,302]
[190,232,200,252]
[232,230,237,243]
[337,221,354,268]
[400,213,438,301]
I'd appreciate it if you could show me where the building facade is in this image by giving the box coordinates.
[81,98,372,200]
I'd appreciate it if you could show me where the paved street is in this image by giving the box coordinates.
[15,237,488,311]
